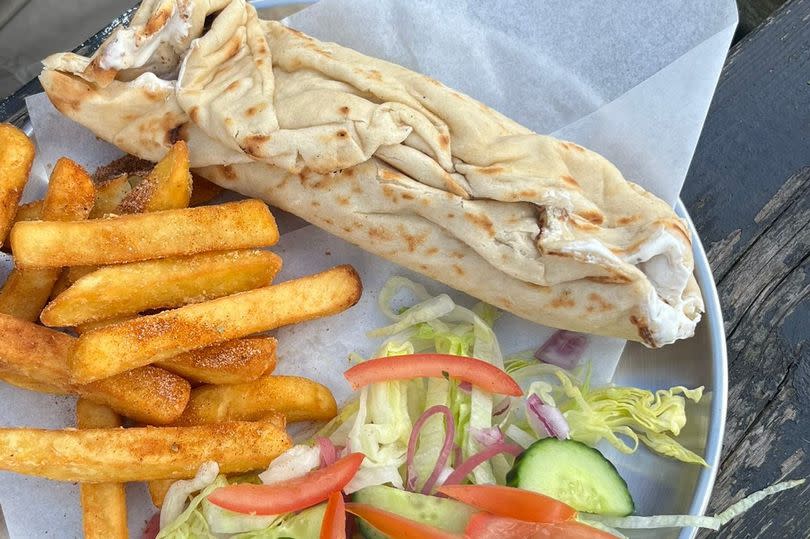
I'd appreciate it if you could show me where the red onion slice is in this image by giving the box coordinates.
[405,405,455,494]
[534,330,588,370]
[316,437,337,468]
[526,393,569,440]
[345,500,357,538]
[141,513,160,539]
[458,381,472,393]
[471,426,504,447]
[492,396,511,417]
[441,442,523,486]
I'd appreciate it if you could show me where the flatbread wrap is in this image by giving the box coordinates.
[39,0,703,346]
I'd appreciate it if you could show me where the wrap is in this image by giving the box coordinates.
[38,0,703,346]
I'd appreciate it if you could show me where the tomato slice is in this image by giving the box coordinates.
[320,491,346,539]
[344,354,522,396]
[436,484,576,523]
[345,503,462,539]
[465,513,617,539]
[207,453,364,515]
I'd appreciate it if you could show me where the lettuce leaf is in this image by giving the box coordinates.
[411,378,451,490]
[507,361,707,466]
[233,504,327,539]
[344,383,410,492]
[257,445,320,485]
[157,474,227,539]
[348,277,510,489]
[159,461,220,531]
[201,502,279,535]
[586,479,805,531]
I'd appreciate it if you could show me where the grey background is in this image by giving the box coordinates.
[0,0,134,97]
[0,0,787,99]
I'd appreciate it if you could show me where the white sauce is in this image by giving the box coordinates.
[98,1,194,71]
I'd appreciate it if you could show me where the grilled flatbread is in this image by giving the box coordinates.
[40,0,703,346]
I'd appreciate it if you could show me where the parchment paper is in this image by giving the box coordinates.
[1,0,736,536]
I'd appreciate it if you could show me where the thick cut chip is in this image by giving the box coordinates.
[77,400,128,539]
[75,314,138,335]
[77,148,191,277]
[0,370,69,395]
[49,270,73,301]
[10,174,132,228]
[145,410,286,508]
[82,366,191,425]
[11,200,43,223]
[0,313,190,424]
[0,158,95,321]
[66,265,96,286]
[147,479,174,508]
[89,175,133,218]
[0,124,34,246]
[0,419,291,482]
[0,200,41,253]
[175,375,337,425]
[117,141,192,214]
[41,249,282,326]
[70,264,362,382]
[156,337,277,384]
[10,199,278,268]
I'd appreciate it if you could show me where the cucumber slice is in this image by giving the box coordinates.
[506,438,634,516]
[352,485,475,538]
[260,503,326,538]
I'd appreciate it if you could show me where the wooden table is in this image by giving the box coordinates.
[682,0,810,536]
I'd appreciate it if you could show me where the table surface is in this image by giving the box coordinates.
[682,0,810,536]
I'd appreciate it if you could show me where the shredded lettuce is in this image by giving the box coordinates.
[505,424,536,449]
[157,474,227,539]
[411,378,451,490]
[507,361,707,465]
[201,502,279,535]
[342,277,510,491]
[232,504,327,539]
[257,445,320,485]
[314,398,358,445]
[344,461,408,494]
[586,479,805,532]
[369,295,455,337]
[344,383,410,492]
[446,303,503,484]
[158,456,320,539]
[160,461,219,530]
[376,276,433,319]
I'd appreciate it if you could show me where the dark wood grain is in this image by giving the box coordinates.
[682,0,810,536]
[736,0,790,36]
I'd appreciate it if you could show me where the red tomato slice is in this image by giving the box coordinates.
[345,503,463,539]
[320,491,346,539]
[436,484,576,523]
[344,354,522,396]
[207,453,364,515]
[465,513,617,539]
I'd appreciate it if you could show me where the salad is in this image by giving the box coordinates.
[155,278,802,538]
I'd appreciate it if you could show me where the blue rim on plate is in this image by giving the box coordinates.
[0,3,728,538]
